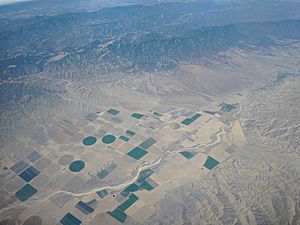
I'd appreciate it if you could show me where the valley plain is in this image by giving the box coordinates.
[0,1,299,225]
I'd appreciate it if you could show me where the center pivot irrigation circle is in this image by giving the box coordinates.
[102,135,116,144]
[69,160,85,172]
[83,136,97,146]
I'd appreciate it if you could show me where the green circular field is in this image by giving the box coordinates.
[83,136,97,146]
[69,160,85,172]
[102,135,116,144]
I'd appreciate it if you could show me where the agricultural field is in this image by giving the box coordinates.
[0,100,245,224]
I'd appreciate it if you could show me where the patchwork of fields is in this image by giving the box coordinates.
[0,101,243,224]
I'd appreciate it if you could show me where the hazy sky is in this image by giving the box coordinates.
[0,0,33,6]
